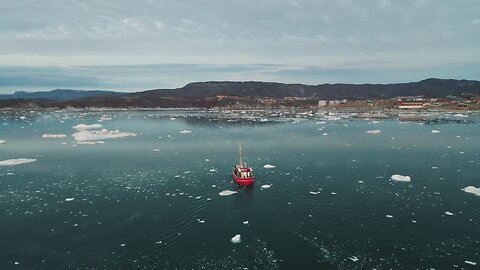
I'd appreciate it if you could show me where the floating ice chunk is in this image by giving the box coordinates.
[309,191,319,195]
[349,256,359,262]
[77,141,104,145]
[179,129,192,134]
[73,124,103,131]
[444,211,454,216]
[209,168,217,172]
[42,134,67,139]
[431,130,441,133]
[243,221,249,225]
[462,186,480,196]
[65,198,74,202]
[390,174,411,182]
[366,130,381,134]
[322,133,328,136]
[219,190,237,196]
[263,164,276,169]
[153,149,160,152]
[386,215,393,218]
[120,243,126,247]
[261,184,271,189]
[465,261,477,266]
[197,219,205,224]
[331,192,337,195]
[358,181,364,184]
[73,129,137,141]
[454,113,468,118]
[231,234,241,244]
[0,139,5,144]
[0,158,36,166]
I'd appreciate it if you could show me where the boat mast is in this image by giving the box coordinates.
[238,142,244,167]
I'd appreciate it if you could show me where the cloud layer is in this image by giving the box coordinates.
[1,0,479,92]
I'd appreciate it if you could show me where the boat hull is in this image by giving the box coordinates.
[232,174,255,186]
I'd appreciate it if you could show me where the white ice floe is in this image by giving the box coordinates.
[261,184,272,189]
[0,158,36,166]
[0,139,5,144]
[462,186,480,196]
[231,234,241,244]
[366,130,381,135]
[263,164,276,169]
[454,113,468,118]
[386,215,393,218]
[243,221,249,225]
[209,168,217,172]
[73,129,137,142]
[349,256,359,262]
[309,191,319,195]
[219,190,237,196]
[390,174,411,182]
[179,129,192,134]
[431,130,441,133]
[465,261,477,266]
[73,124,103,131]
[65,198,74,202]
[76,141,104,145]
[444,211,454,216]
[42,134,67,139]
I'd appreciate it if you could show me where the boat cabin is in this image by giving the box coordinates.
[234,165,253,178]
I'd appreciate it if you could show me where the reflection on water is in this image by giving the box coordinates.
[0,110,479,269]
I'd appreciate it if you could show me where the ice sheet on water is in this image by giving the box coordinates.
[77,141,104,145]
[73,124,103,131]
[261,184,271,189]
[42,134,67,138]
[263,164,276,169]
[231,234,241,244]
[219,190,237,196]
[390,174,411,182]
[73,129,137,141]
[462,186,480,196]
[366,130,381,134]
[0,158,36,166]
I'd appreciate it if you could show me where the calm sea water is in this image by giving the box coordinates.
[0,110,479,269]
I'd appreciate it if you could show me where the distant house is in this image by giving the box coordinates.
[318,100,327,107]
[398,101,425,109]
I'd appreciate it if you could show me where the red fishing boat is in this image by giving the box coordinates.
[232,142,255,186]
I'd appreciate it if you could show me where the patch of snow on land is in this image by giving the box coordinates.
[73,129,137,142]
[42,134,67,139]
[390,174,411,182]
[261,184,271,189]
[431,130,441,133]
[366,130,381,134]
[0,158,36,166]
[219,190,238,196]
[231,234,241,244]
[263,164,276,169]
[73,124,103,131]
[462,186,480,196]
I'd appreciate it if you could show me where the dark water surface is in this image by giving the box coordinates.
[0,110,479,269]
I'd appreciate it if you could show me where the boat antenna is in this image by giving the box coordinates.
[238,142,243,167]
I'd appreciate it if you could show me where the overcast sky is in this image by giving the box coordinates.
[1,0,479,92]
